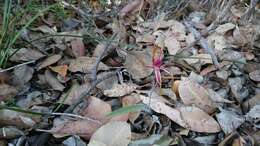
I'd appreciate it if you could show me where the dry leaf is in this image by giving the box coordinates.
[171,80,180,96]
[49,65,68,77]
[68,57,108,73]
[12,65,34,86]
[249,70,260,82]
[0,126,24,139]
[10,48,44,62]
[38,54,62,70]
[103,83,137,97]
[44,70,65,91]
[216,23,235,35]
[88,121,131,146]
[60,82,90,105]
[164,34,181,55]
[124,50,153,80]
[139,94,221,133]
[70,39,85,57]
[179,79,216,113]
[0,109,38,129]
[119,0,143,17]
[0,84,18,102]
[48,119,102,140]
[207,89,234,103]
[122,94,141,123]
[184,54,213,65]
[216,109,245,134]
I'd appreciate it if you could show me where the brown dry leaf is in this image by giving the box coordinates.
[122,94,141,123]
[178,79,216,113]
[171,80,180,96]
[139,94,221,133]
[44,70,65,91]
[249,70,260,82]
[10,48,44,62]
[0,84,17,102]
[48,119,102,140]
[0,109,38,129]
[103,83,137,97]
[80,96,111,122]
[164,34,181,55]
[119,0,143,17]
[88,121,131,146]
[124,50,153,81]
[49,65,68,77]
[38,54,62,70]
[68,57,109,73]
[70,39,85,57]
[59,82,91,105]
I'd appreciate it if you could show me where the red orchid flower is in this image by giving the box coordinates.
[147,47,170,86]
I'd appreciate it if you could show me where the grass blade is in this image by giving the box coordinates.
[106,104,146,117]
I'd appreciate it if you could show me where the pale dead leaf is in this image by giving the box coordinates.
[178,79,216,113]
[44,70,65,91]
[119,0,143,17]
[70,39,85,57]
[68,57,108,73]
[184,54,212,65]
[139,94,221,133]
[216,109,245,134]
[49,65,68,77]
[164,34,181,55]
[170,20,186,41]
[103,83,137,97]
[207,89,234,103]
[38,54,62,70]
[207,34,227,51]
[10,48,44,62]
[89,121,131,146]
[216,23,235,35]
[0,126,24,139]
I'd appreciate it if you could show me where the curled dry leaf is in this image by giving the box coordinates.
[45,70,65,91]
[0,84,17,102]
[70,39,85,57]
[0,126,24,139]
[119,0,143,17]
[139,94,221,133]
[38,54,62,70]
[103,83,137,97]
[88,121,131,146]
[178,79,216,113]
[68,57,109,73]
[215,23,235,35]
[49,65,68,77]
[10,48,44,62]
[249,70,260,82]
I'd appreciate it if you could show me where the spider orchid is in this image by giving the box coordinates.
[147,47,170,86]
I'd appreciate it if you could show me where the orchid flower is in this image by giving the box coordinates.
[147,48,170,86]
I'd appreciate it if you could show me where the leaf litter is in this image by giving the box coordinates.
[0,0,260,145]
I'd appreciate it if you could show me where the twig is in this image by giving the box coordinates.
[0,60,35,73]
[51,113,101,124]
[65,69,120,113]
[90,33,117,81]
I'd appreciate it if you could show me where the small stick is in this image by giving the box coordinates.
[51,113,101,124]
[0,60,35,73]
